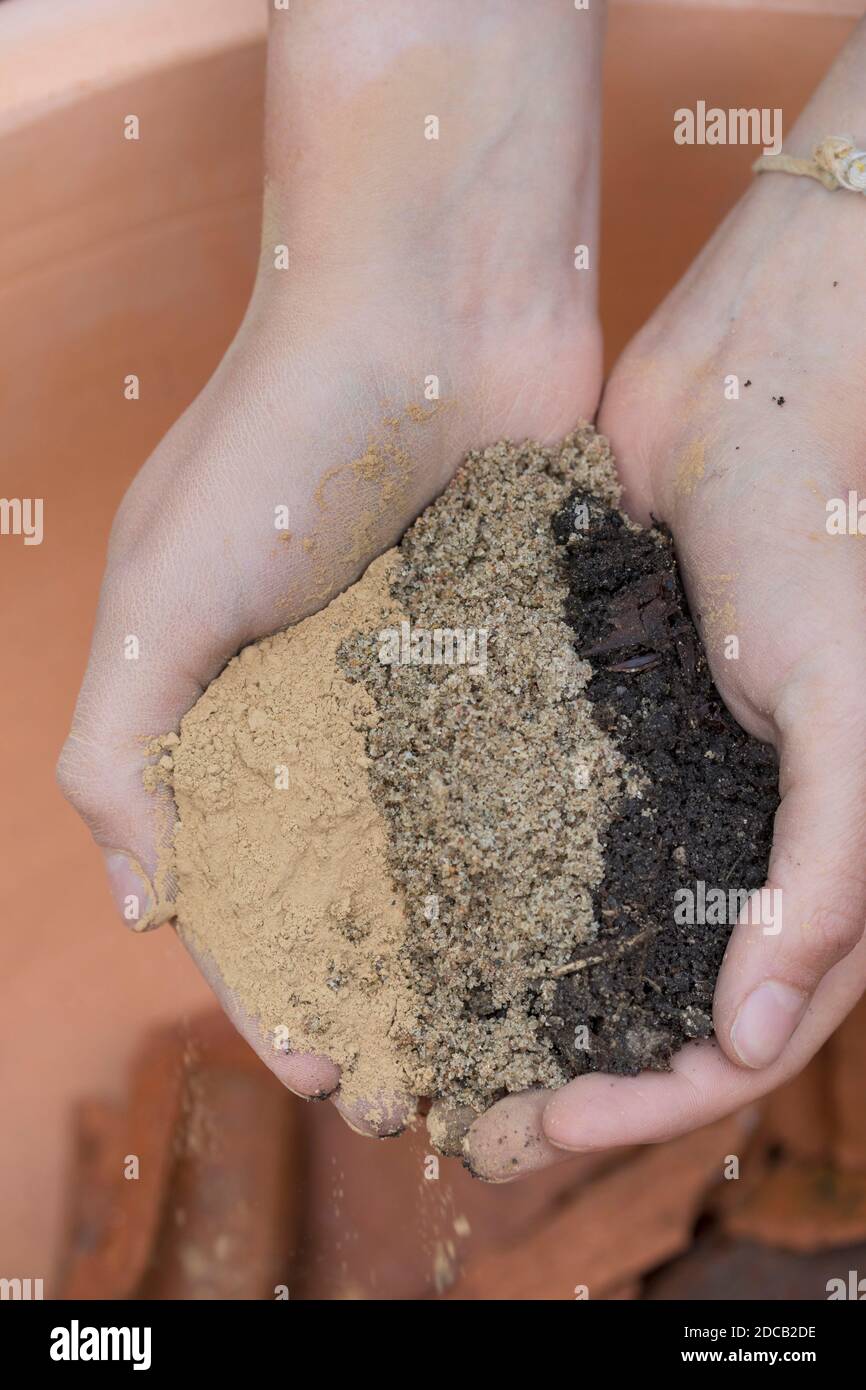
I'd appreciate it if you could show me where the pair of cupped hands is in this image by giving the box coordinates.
[58,24,866,1181]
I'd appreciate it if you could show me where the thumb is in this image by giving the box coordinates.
[713,665,866,1070]
[57,526,252,931]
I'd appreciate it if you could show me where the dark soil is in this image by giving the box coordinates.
[548,493,780,1075]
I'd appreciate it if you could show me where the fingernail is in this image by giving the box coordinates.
[102,851,157,932]
[309,1086,338,1102]
[730,980,808,1068]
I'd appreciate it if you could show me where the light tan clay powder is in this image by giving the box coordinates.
[162,553,416,1109]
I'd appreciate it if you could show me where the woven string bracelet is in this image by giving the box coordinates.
[753,134,866,193]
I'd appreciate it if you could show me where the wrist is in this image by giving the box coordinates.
[257,0,605,321]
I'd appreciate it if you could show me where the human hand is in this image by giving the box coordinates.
[58,0,605,1135]
[464,46,866,1178]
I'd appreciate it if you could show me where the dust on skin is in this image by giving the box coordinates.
[701,599,738,655]
[699,572,738,655]
[675,438,706,498]
[279,400,450,616]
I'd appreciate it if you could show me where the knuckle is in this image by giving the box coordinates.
[799,899,865,969]
[56,736,110,831]
[56,737,84,807]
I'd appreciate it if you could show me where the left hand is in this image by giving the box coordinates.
[464,164,866,1181]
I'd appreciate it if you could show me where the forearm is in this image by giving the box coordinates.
[258,0,607,318]
[786,16,866,149]
[741,17,866,250]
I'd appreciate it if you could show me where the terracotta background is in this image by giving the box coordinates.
[0,0,861,1288]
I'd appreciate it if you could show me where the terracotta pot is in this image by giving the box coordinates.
[0,0,858,1288]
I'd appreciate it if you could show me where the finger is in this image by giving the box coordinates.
[544,928,866,1154]
[332,1090,416,1139]
[426,1101,483,1158]
[714,670,866,1071]
[462,1091,580,1182]
[544,1042,749,1153]
[193,940,340,1099]
[195,852,415,1130]
[201,944,416,1127]
[463,927,866,1172]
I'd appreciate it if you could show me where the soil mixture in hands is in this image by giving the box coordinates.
[548,495,779,1076]
[150,428,779,1127]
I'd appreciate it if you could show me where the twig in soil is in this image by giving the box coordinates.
[542,923,662,979]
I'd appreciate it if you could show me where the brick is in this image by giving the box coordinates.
[760,1055,833,1165]
[648,1232,866,1301]
[446,1112,748,1300]
[829,996,866,1172]
[723,1158,866,1253]
[60,1010,301,1299]
[61,1027,186,1298]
